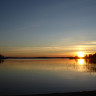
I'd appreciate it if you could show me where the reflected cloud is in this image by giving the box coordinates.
[0,59,76,71]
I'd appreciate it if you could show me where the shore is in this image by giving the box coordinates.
[15,91,96,96]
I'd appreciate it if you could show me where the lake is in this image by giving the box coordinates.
[0,59,96,95]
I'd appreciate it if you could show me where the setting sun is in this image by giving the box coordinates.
[77,52,84,57]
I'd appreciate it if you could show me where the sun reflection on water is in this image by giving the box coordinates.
[78,59,85,65]
[75,59,87,72]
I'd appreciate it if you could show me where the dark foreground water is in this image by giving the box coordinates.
[0,59,96,95]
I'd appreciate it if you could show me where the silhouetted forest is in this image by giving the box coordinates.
[0,54,5,59]
[85,53,96,59]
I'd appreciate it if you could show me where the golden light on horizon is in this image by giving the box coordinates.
[77,52,84,57]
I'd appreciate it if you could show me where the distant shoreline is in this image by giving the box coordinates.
[1,52,96,60]
[1,56,96,60]
[1,57,96,59]
[4,57,72,59]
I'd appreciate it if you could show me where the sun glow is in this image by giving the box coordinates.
[77,52,84,57]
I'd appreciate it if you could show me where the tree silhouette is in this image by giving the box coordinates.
[0,54,5,59]
[87,53,96,59]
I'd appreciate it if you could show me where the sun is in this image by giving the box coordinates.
[77,52,84,57]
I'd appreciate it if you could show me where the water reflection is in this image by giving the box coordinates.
[1,59,96,95]
[78,59,85,65]
[0,59,96,73]
[75,59,96,73]
[85,59,96,73]
[0,59,4,64]
[74,59,87,72]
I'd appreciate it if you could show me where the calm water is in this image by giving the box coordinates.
[0,59,96,95]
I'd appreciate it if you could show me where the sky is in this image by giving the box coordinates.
[0,0,96,57]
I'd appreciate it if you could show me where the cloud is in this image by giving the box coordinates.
[81,41,96,45]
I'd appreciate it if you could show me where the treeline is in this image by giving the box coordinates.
[0,54,5,59]
[85,53,96,59]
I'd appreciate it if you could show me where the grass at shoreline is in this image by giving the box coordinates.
[15,91,96,96]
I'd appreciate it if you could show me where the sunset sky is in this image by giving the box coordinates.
[0,0,96,57]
